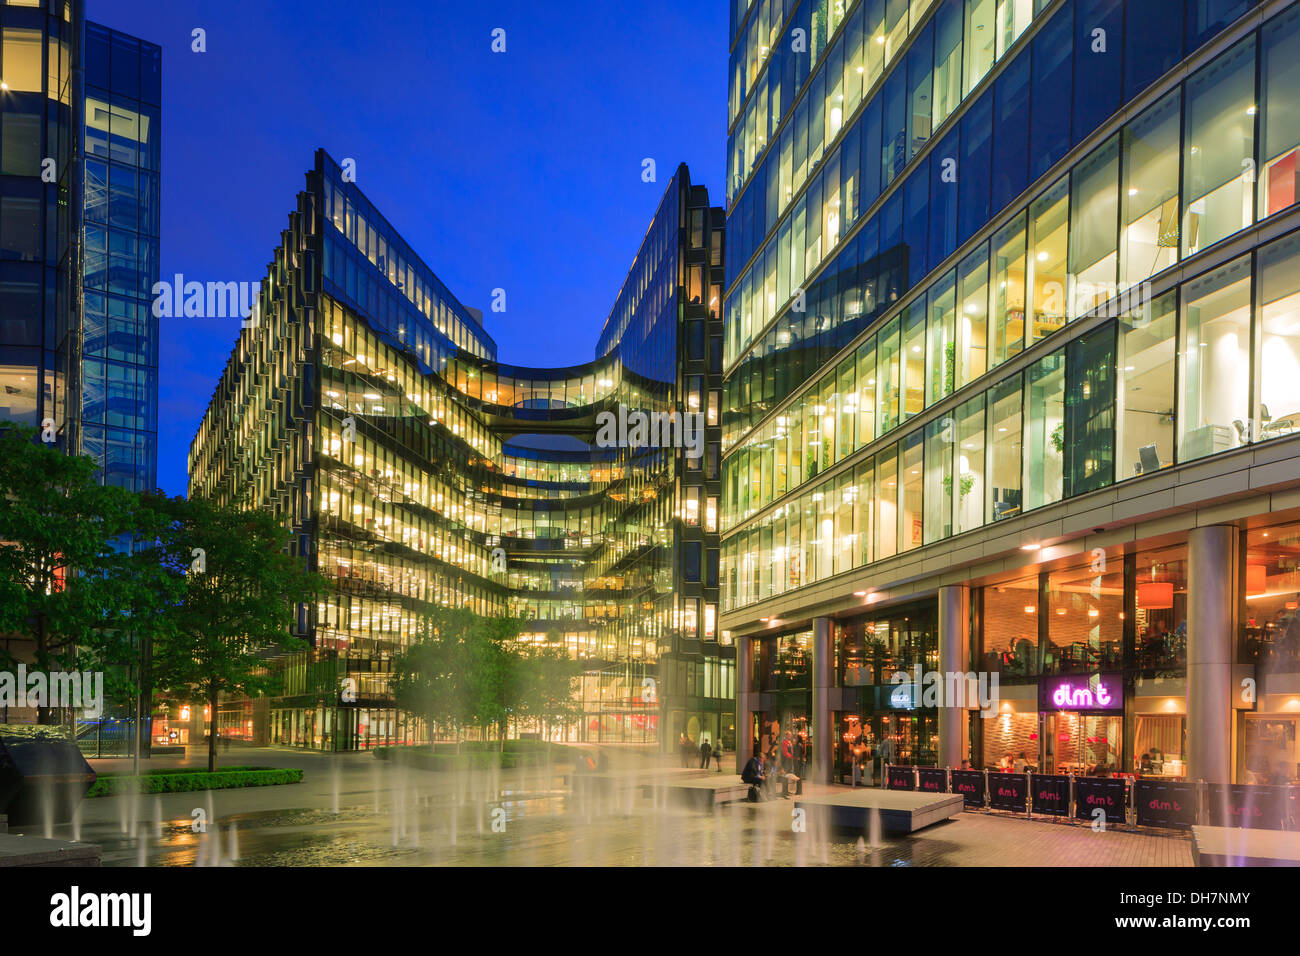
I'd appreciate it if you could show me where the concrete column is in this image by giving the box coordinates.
[811,616,834,784]
[938,585,970,769]
[735,634,753,773]
[1187,525,1236,784]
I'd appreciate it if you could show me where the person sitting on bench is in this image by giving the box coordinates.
[741,750,766,799]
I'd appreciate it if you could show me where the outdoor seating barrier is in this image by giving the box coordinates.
[881,766,1300,831]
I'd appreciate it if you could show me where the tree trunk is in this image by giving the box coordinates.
[35,612,52,725]
[208,683,219,773]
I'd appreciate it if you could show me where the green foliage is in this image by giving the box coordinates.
[0,426,141,715]
[941,472,977,498]
[87,766,303,797]
[0,427,324,759]
[143,494,326,771]
[392,608,581,749]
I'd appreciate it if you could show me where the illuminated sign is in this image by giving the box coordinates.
[1039,673,1123,711]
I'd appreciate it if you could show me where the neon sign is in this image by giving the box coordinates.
[1039,673,1123,711]
[1052,683,1112,708]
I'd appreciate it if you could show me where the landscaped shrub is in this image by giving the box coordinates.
[87,767,303,797]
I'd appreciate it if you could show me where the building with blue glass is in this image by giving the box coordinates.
[723,0,1300,787]
[0,0,159,493]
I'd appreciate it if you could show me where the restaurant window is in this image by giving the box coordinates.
[1261,7,1300,221]
[1239,716,1298,785]
[1242,522,1300,673]
[1117,290,1176,480]
[1253,232,1300,444]
[1120,90,1181,290]
[979,575,1040,682]
[991,212,1027,368]
[1024,351,1065,511]
[1135,544,1188,676]
[1182,36,1256,258]
[1027,178,1069,344]
[1069,135,1120,320]
[1177,255,1251,461]
[987,372,1022,520]
[1047,562,1123,675]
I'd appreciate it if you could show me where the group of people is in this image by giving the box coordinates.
[740,731,809,800]
[678,732,726,771]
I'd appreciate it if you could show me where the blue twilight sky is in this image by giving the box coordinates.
[91,0,728,496]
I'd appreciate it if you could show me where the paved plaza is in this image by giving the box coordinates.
[11,748,1194,867]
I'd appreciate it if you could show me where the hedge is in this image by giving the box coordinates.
[87,767,304,797]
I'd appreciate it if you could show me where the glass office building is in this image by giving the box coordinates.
[189,154,729,752]
[0,0,159,492]
[724,0,1300,786]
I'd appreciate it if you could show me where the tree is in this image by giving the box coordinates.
[149,495,323,772]
[393,607,526,752]
[516,644,582,743]
[391,611,467,752]
[0,426,138,723]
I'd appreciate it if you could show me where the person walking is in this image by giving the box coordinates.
[712,740,725,771]
[699,737,712,769]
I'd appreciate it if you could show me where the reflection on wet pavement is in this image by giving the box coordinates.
[18,754,1192,867]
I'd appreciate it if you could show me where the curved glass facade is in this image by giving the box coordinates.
[190,156,731,752]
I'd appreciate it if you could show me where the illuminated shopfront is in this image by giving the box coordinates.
[832,602,939,779]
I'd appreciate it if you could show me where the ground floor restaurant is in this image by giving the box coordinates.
[736,519,1300,786]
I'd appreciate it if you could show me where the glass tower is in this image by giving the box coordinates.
[0,0,159,493]
[189,152,727,752]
